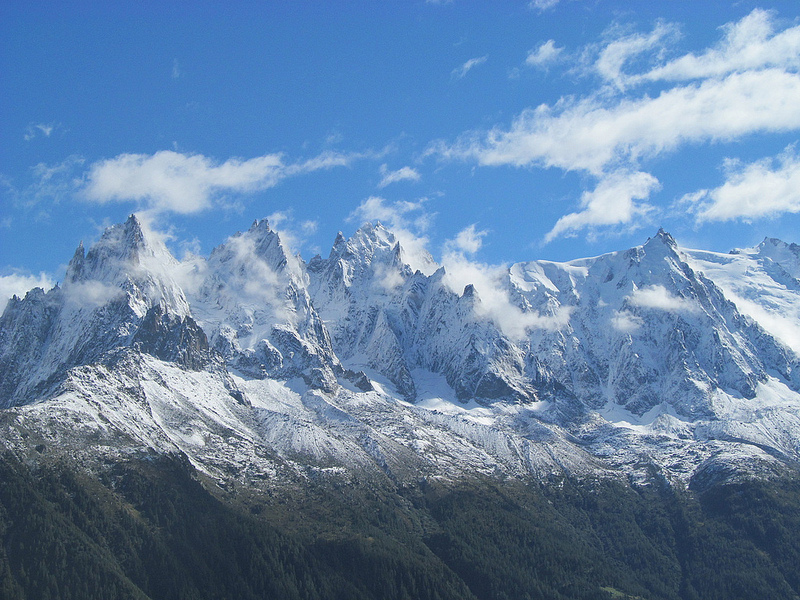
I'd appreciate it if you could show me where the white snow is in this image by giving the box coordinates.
[686,245,800,355]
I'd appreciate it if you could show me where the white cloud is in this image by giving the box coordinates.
[436,69,800,175]
[440,251,572,339]
[350,196,430,230]
[84,151,278,214]
[611,310,643,333]
[0,271,55,308]
[688,147,800,222]
[452,55,488,79]
[324,129,344,145]
[378,164,421,188]
[641,9,800,83]
[24,122,57,141]
[439,225,569,339]
[64,280,123,309]
[82,150,361,216]
[264,210,292,229]
[429,9,800,243]
[595,21,679,88]
[445,224,488,255]
[5,155,85,209]
[300,220,318,235]
[591,10,800,88]
[172,58,181,79]
[525,40,563,68]
[349,196,438,275]
[204,232,296,328]
[544,170,660,242]
[373,262,405,292]
[431,68,800,240]
[528,0,560,11]
[627,284,699,313]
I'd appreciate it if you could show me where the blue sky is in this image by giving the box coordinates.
[3,1,800,302]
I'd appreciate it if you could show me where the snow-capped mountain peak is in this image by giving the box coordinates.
[63,214,190,317]
[70,214,174,276]
[0,215,204,407]
[751,237,800,283]
[186,221,339,390]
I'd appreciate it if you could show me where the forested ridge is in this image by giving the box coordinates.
[0,451,798,600]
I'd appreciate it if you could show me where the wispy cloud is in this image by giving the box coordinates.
[434,69,800,175]
[3,155,85,210]
[24,122,58,141]
[594,21,680,89]
[640,9,800,84]
[687,146,800,223]
[429,9,800,242]
[263,210,320,260]
[444,224,488,255]
[437,224,572,338]
[611,310,643,334]
[525,40,563,68]
[626,284,699,313]
[349,196,437,274]
[452,55,488,79]
[544,171,660,242]
[378,164,421,188]
[528,0,560,12]
[440,250,572,339]
[63,280,122,309]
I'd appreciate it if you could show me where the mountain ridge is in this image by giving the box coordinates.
[1,215,800,490]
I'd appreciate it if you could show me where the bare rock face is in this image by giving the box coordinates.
[132,304,211,370]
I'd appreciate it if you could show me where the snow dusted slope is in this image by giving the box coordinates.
[2,218,800,487]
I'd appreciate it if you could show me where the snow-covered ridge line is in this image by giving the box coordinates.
[2,215,800,487]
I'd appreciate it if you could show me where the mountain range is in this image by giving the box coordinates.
[2,215,800,599]
[2,215,800,488]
